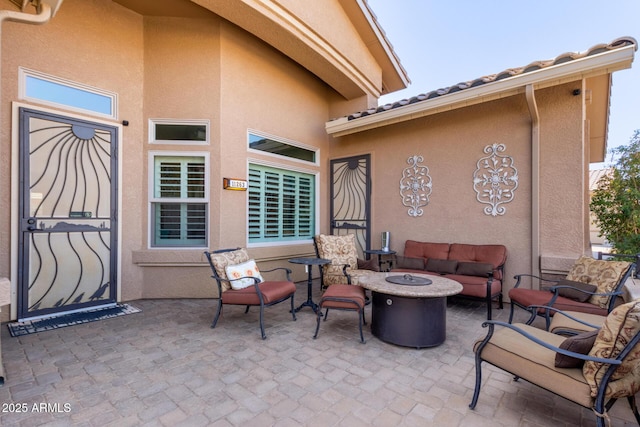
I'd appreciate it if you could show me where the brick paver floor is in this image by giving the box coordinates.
[0,283,638,426]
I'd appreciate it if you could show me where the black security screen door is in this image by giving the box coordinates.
[329,154,371,257]
[17,108,118,320]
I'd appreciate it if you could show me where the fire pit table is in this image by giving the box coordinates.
[358,272,462,348]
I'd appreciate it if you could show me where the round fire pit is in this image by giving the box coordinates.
[385,274,432,286]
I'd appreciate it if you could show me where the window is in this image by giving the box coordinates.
[20,68,116,119]
[150,119,209,145]
[248,131,316,163]
[248,164,315,243]
[150,154,208,247]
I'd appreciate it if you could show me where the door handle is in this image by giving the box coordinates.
[26,218,37,231]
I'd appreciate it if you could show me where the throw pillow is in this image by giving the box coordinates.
[554,329,599,368]
[456,261,494,277]
[395,256,424,270]
[425,258,458,275]
[583,301,640,399]
[357,257,379,272]
[225,259,263,290]
[210,248,250,292]
[555,279,598,303]
[565,256,631,308]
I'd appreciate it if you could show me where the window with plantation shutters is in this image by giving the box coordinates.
[150,155,208,247]
[248,164,315,243]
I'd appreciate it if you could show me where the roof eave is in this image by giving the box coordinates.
[326,44,635,137]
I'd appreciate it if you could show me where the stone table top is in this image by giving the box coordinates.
[358,272,462,298]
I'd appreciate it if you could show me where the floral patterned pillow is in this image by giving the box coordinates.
[583,301,640,399]
[225,259,263,290]
[565,256,631,308]
[210,249,250,292]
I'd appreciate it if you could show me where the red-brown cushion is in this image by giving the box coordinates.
[403,240,450,261]
[221,281,296,305]
[445,274,501,298]
[320,284,365,310]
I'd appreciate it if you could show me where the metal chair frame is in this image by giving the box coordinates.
[204,248,296,339]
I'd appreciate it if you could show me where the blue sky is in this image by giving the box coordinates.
[368,0,639,168]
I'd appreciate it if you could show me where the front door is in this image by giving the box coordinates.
[17,108,118,320]
[329,154,371,257]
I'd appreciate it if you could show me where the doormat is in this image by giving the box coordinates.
[7,303,141,337]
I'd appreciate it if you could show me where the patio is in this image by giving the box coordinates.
[0,284,638,426]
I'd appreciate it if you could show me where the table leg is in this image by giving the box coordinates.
[295,267,320,313]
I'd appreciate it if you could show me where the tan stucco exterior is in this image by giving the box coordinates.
[0,0,634,321]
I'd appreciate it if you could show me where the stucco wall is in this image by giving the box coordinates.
[327,82,587,295]
[0,0,146,315]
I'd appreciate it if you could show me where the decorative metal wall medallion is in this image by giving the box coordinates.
[399,155,432,217]
[473,143,519,216]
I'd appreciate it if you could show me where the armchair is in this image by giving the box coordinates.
[470,301,640,427]
[313,234,377,289]
[204,248,297,339]
[508,256,633,325]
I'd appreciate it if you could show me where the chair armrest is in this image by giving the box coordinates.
[260,267,293,282]
[525,305,602,330]
[477,321,620,366]
[549,285,623,298]
[513,274,559,289]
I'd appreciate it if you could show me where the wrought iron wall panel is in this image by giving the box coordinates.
[330,155,371,258]
[19,108,117,319]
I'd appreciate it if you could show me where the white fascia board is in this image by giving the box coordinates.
[326,44,635,137]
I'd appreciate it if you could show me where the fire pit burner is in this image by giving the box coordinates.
[385,274,432,286]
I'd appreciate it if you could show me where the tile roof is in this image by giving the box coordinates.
[347,37,637,121]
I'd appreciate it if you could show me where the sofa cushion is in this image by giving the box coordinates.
[474,323,593,408]
[425,258,457,274]
[456,261,493,277]
[395,256,425,270]
[555,329,599,368]
[221,280,296,305]
[448,243,507,280]
[403,240,449,261]
[565,256,631,309]
[446,274,501,298]
[583,301,640,399]
[555,279,597,303]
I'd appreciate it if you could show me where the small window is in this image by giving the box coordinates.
[248,132,316,163]
[150,119,210,145]
[150,154,209,247]
[20,68,116,119]
[248,164,315,244]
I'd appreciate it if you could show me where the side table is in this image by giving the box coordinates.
[364,249,397,271]
[288,257,330,313]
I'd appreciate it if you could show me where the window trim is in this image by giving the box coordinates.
[247,129,319,166]
[149,118,210,145]
[246,158,319,248]
[19,67,117,120]
[148,151,210,249]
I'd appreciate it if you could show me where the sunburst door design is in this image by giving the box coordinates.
[18,108,118,320]
[330,155,371,257]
